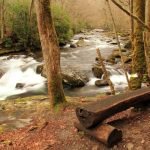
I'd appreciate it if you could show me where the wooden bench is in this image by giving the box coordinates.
[75,88,150,147]
[76,87,150,128]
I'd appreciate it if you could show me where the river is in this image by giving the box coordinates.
[0,29,129,100]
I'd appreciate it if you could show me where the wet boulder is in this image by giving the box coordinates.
[123,55,132,64]
[95,80,109,87]
[106,55,116,64]
[92,65,103,78]
[124,40,132,49]
[70,43,77,48]
[36,64,44,75]
[36,65,89,88]
[76,38,85,47]
[0,69,4,78]
[16,83,25,89]
[62,69,89,88]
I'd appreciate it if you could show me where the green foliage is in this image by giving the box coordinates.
[6,0,40,50]
[4,1,89,50]
[52,4,73,44]
[2,37,13,48]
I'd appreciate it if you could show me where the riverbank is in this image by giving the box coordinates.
[0,94,150,150]
[0,29,133,100]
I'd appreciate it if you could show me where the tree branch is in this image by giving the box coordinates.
[107,0,150,31]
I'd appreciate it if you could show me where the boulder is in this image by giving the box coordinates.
[95,80,109,87]
[112,50,120,58]
[16,83,25,89]
[106,55,115,64]
[92,66,103,78]
[95,57,105,62]
[0,69,4,78]
[62,69,89,88]
[124,40,132,49]
[76,39,85,47]
[123,55,132,64]
[36,65,89,88]
[36,64,44,75]
[70,43,77,48]
[110,41,117,45]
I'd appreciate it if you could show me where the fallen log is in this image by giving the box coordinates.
[76,88,150,128]
[74,122,122,147]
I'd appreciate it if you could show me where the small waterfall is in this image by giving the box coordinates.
[0,55,46,100]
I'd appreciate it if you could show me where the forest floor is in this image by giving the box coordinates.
[0,95,150,150]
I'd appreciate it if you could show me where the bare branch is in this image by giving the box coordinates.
[107,0,150,31]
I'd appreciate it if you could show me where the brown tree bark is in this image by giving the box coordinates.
[74,122,122,147]
[96,48,115,95]
[34,0,66,109]
[129,0,134,51]
[76,87,150,128]
[131,0,146,90]
[0,0,4,40]
[144,0,150,78]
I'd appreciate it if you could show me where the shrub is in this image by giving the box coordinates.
[52,4,73,44]
[5,1,74,50]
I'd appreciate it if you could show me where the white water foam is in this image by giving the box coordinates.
[0,55,46,100]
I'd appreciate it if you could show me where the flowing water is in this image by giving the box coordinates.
[0,29,129,100]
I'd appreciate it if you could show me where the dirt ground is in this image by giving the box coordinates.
[0,96,150,150]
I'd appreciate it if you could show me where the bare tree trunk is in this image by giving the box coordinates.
[144,0,150,78]
[131,0,146,90]
[129,0,134,51]
[0,0,4,40]
[34,0,66,109]
[96,48,115,95]
[106,0,131,89]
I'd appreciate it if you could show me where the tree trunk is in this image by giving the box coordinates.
[144,0,150,78]
[74,122,122,147]
[76,87,150,128]
[130,0,134,51]
[96,48,115,95]
[0,0,4,41]
[131,0,146,90]
[34,0,65,109]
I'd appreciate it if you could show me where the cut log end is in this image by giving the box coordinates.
[76,107,95,128]
[74,122,122,147]
[107,128,122,147]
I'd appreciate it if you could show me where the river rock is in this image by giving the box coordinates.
[95,80,109,87]
[0,69,4,78]
[36,64,43,75]
[124,40,132,49]
[110,41,117,45]
[76,38,85,47]
[106,55,115,64]
[16,83,25,89]
[70,43,77,48]
[123,55,132,63]
[36,65,89,88]
[112,50,121,58]
[92,66,103,78]
[62,69,89,88]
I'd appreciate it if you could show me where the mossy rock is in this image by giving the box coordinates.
[130,77,141,90]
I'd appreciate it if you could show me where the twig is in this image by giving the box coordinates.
[108,0,150,31]
[96,48,115,95]
[106,0,131,90]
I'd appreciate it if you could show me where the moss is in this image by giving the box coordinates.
[0,126,4,133]
[53,101,68,113]
[130,77,142,90]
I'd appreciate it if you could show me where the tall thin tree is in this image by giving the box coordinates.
[144,0,150,78]
[0,0,4,41]
[131,0,146,89]
[34,0,66,109]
